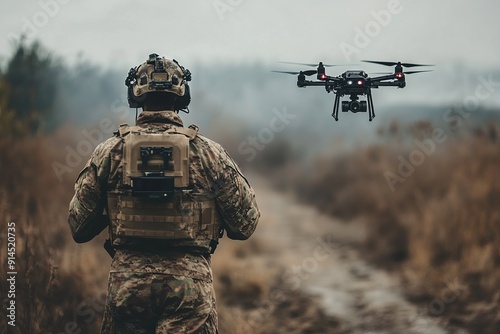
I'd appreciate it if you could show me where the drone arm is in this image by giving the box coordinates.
[299,81,332,86]
[369,74,396,82]
[369,81,405,88]
[368,74,405,88]
[298,77,341,87]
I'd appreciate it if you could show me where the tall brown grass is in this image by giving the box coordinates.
[0,133,109,333]
[0,128,343,333]
[296,120,500,333]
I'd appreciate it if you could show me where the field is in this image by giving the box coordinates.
[1,117,499,333]
[0,129,342,334]
[294,120,500,332]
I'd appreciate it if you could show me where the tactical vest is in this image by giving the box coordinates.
[107,124,221,253]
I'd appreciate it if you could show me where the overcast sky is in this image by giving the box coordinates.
[1,0,499,70]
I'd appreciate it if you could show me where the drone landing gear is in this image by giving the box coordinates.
[331,93,340,121]
[367,89,375,122]
[331,90,376,122]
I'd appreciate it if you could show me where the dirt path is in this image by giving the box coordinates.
[247,175,460,334]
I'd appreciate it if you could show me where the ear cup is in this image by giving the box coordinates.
[174,83,191,111]
[127,85,142,108]
[126,67,143,108]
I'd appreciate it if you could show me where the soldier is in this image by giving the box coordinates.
[67,53,260,333]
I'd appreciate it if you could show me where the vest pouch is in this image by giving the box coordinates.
[114,195,200,240]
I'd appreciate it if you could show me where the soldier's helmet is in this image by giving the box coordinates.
[125,53,192,110]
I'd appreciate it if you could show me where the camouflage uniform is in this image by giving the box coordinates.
[68,111,260,333]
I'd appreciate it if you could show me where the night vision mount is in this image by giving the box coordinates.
[273,60,433,121]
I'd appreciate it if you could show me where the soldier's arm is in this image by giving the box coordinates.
[213,150,260,240]
[67,144,110,243]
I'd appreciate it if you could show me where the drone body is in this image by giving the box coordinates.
[274,60,432,121]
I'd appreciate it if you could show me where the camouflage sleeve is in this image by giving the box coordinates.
[212,148,260,240]
[67,142,110,243]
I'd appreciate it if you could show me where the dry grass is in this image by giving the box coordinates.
[0,129,342,333]
[0,134,107,333]
[5,116,498,332]
[296,120,500,332]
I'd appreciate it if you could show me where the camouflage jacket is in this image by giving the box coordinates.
[67,111,260,280]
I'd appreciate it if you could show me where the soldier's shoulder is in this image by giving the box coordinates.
[92,135,122,164]
[193,132,225,154]
[192,132,235,166]
[96,135,121,153]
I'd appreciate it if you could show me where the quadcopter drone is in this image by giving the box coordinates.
[273,60,433,121]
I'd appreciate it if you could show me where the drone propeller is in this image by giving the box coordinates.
[404,70,433,75]
[278,61,339,68]
[271,70,317,76]
[362,60,434,68]
[370,70,433,76]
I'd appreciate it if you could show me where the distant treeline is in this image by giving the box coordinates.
[1,41,127,137]
[2,40,499,157]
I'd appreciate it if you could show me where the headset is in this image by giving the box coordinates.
[125,54,192,112]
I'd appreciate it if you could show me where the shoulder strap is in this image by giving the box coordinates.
[118,123,130,137]
[118,124,142,138]
[164,125,199,140]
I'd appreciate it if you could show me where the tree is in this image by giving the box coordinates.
[3,40,61,132]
